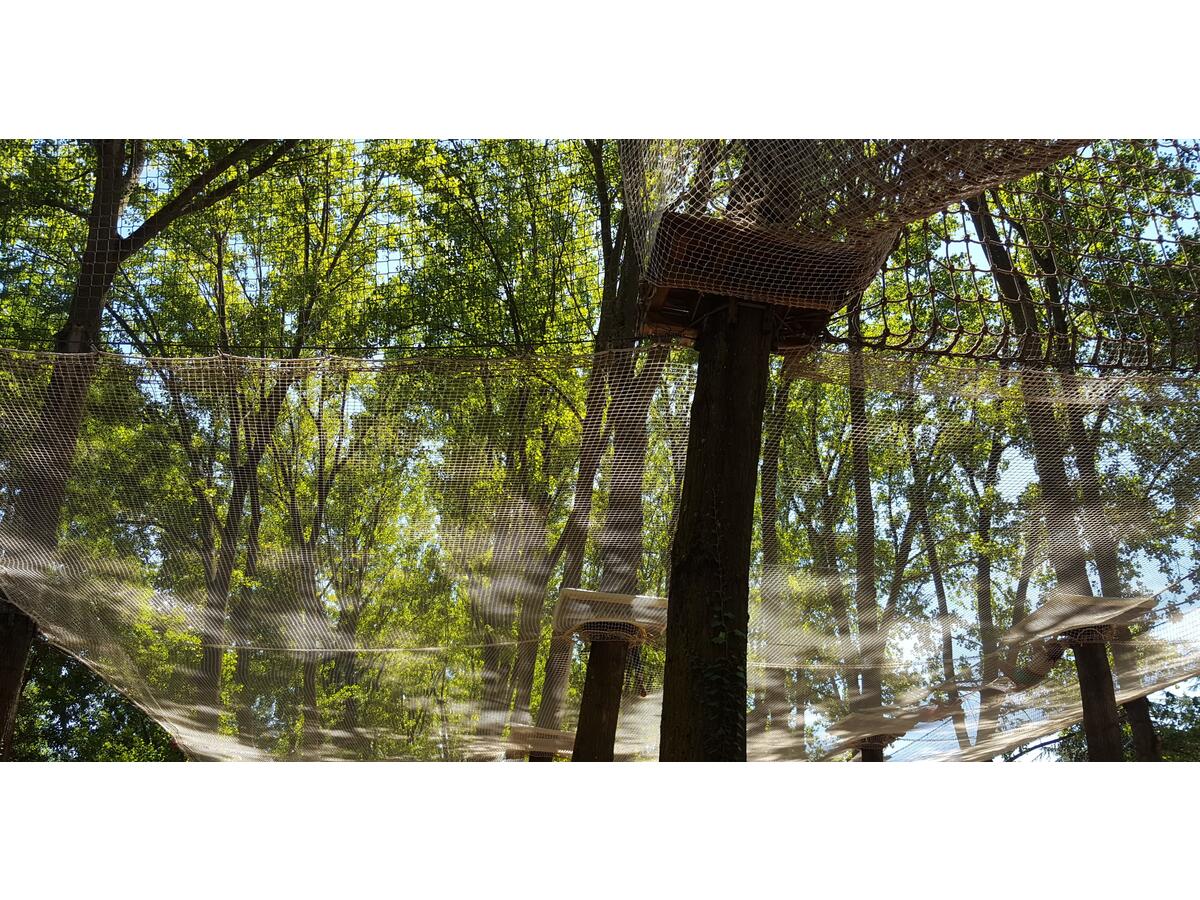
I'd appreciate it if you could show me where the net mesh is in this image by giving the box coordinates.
[2,348,1198,760]
[621,140,1200,369]
[2,138,1200,760]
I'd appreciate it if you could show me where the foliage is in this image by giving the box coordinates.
[1016,682,1200,762]
[11,638,185,761]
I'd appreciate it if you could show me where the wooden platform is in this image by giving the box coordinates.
[504,724,576,759]
[641,211,892,349]
[551,588,668,643]
[1001,594,1156,645]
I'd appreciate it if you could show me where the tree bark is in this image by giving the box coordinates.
[0,603,37,759]
[0,140,136,753]
[573,640,627,761]
[659,300,775,760]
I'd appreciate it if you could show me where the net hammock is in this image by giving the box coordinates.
[1,347,1199,760]
[1,138,1199,760]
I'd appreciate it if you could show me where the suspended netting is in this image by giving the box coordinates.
[621,140,1200,370]
[3,138,1200,760]
[1,346,1198,760]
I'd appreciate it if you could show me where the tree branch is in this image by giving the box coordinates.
[122,140,297,257]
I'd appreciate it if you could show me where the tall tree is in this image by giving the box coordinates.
[966,193,1124,760]
[0,139,296,756]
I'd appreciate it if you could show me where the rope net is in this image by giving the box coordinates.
[1,139,1199,760]
[1,348,1198,760]
[622,140,1200,369]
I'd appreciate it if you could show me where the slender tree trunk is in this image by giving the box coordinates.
[967,194,1123,761]
[532,212,658,760]
[757,375,794,737]
[1068,412,1160,760]
[919,503,971,751]
[198,497,245,736]
[233,477,263,741]
[573,350,664,760]
[848,343,884,760]
[970,433,1005,751]
[508,536,554,726]
[573,641,627,761]
[1022,374,1123,760]
[295,548,326,758]
[660,301,774,760]
[528,357,610,751]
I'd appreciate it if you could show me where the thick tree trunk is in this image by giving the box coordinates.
[0,144,133,738]
[0,602,37,759]
[659,300,774,761]
[1,140,290,753]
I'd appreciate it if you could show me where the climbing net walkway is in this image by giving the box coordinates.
[1,346,1198,760]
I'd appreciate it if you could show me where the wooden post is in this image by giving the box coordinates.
[659,300,775,760]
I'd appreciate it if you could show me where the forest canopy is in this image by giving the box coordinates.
[1,139,1199,762]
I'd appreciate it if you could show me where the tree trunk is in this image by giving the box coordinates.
[0,143,133,737]
[573,640,627,761]
[0,603,37,759]
[921,507,972,751]
[659,300,774,760]
[573,349,665,761]
[966,194,1123,761]
[972,432,1004,750]
[757,375,794,737]
[0,140,291,752]
[534,212,660,760]
[508,539,554,727]
[528,356,610,754]
[848,343,883,760]
[1068,412,1160,760]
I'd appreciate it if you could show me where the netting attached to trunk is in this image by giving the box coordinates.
[621,140,1200,370]
[1,347,1198,760]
